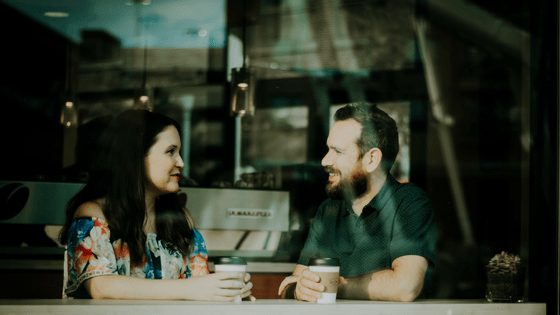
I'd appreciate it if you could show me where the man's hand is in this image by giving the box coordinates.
[278,266,326,302]
[294,269,325,302]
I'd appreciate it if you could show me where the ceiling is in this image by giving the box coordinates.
[2,0,226,48]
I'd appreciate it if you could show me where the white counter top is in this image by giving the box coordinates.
[0,299,546,315]
[0,260,296,273]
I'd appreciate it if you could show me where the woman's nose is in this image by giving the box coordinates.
[176,155,185,169]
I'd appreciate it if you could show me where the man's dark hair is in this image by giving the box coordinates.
[334,102,399,173]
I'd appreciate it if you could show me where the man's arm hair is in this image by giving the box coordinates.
[337,255,428,302]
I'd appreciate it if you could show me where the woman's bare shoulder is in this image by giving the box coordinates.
[74,198,106,220]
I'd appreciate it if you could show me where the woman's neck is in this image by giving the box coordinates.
[145,196,155,215]
[144,193,157,234]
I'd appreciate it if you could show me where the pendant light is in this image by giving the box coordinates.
[230,0,255,116]
[232,0,255,184]
[60,100,77,127]
[132,0,152,111]
[61,44,77,127]
[134,45,152,110]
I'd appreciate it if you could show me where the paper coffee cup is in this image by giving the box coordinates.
[214,257,247,302]
[309,258,340,303]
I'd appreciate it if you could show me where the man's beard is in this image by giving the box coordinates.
[325,166,368,200]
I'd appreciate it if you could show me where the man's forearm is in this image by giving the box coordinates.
[337,268,423,302]
[338,255,428,302]
[281,270,419,301]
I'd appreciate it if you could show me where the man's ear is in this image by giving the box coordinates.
[364,148,382,173]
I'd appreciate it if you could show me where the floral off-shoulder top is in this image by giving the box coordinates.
[63,217,210,299]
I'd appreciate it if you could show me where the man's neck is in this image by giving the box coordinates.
[351,172,388,216]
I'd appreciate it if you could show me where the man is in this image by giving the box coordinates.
[278,102,437,302]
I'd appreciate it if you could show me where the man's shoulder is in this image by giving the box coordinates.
[392,179,431,202]
[381,178,434,217]
[389,181,435,221]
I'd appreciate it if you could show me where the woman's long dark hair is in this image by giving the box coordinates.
[59,109,194,265]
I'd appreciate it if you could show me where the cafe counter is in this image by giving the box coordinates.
[0,299,546,315]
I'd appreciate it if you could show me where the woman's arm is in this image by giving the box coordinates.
[84,271,253,301]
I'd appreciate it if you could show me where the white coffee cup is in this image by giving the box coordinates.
[214,257,247,302]
[308,258,340,303]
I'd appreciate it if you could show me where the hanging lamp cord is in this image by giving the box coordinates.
[242,0,247,68]
[142,44,148,90]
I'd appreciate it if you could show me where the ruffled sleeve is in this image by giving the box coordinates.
[183,229,210,278]
[63,217,118,298]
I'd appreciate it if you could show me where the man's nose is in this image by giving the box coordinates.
[321,150,333,167]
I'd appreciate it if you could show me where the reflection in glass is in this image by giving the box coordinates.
[134,88,152,111]
[231,67,255,116]
[61,101,78,128]
[244,106,308,166]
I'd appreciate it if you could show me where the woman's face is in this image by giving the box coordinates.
[144,125,184,198]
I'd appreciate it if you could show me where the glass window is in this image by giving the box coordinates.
[0,0,557,307]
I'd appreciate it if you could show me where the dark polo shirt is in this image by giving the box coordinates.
[297,174,437,296]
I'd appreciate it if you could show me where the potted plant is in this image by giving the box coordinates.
[485,251,525,302]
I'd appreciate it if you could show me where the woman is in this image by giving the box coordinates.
[59,109,253,300]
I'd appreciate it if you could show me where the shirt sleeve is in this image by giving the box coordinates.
[63,218,118,298]
[389,192,437,266]
[184,228,210,278]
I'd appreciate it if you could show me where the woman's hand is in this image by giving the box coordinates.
[242,272,257,301]
[185,271,255,302]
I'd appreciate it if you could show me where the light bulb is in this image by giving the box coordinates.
[230,67,255,116]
